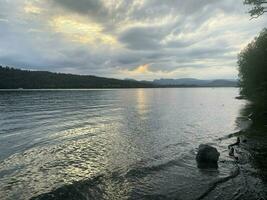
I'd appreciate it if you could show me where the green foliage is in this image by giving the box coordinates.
[238,28,267,105]
[0,66,153,89]
[244,0,267,18]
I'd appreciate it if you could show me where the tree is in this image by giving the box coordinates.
[0,66,154,89]
[244,0,267,18]
[238,28,267,105]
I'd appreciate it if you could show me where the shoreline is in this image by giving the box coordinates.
[0,87,238,91]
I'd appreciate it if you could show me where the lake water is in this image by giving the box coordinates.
[0,88,266,200]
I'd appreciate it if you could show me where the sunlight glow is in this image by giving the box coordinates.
[24,2,42,14]
[51,16,117,45]
[119,63,238,80]
[122,64,150,75]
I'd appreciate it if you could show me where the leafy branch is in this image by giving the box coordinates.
[244,0,267,18]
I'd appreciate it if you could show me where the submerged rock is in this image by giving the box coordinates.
[196,144,220,168]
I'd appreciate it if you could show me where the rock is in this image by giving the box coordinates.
[229,147,234,156]
[196,144,220,168]
[235,96,245,100]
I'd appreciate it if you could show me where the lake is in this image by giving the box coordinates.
[0,88,266,200]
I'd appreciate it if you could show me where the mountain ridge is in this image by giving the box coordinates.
[153,78,237,87]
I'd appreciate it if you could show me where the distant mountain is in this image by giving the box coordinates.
[153,78,237,87]
[124,78,138,82]
[205,79,238,87]
[153,78,209,86]
[0,66,153,89]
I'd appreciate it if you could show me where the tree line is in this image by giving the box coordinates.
[0,66,153,89]
[238,29,267,105]
[238,1,267,106]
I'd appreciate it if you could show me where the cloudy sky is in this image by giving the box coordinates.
[0,0,266,80]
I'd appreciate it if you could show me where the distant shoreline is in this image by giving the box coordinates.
[0,86,238,91]
[0,66,238,89]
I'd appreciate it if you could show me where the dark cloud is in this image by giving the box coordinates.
[52,0,103,14]
[119,26,167,50]
[50,0,107,19]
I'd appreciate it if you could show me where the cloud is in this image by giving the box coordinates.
[0,0,267,80]
[119,26,166,50]
[24,2,42,14]
[50,0,107,20]
[50,16,117,45]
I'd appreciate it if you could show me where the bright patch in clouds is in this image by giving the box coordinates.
[120,64,152,77]
[130,64,150,74]
[24,2,42,14]
[0,0,267,80]
[51,16,117,45]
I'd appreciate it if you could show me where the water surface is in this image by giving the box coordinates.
[0,88,265,199]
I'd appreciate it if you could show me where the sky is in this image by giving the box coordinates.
[0,0,266,80]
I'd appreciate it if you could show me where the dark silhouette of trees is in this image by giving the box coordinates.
[244,0,267,18]
[238,28,267,105]
[0,66,153,89]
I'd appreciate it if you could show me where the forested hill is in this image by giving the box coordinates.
[0,66,153,89]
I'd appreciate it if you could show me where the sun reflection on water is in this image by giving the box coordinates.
[136,89,149,117]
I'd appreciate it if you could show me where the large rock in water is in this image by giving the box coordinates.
[196,144,220,168]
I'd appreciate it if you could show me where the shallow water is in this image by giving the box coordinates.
[0,88,266,200]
